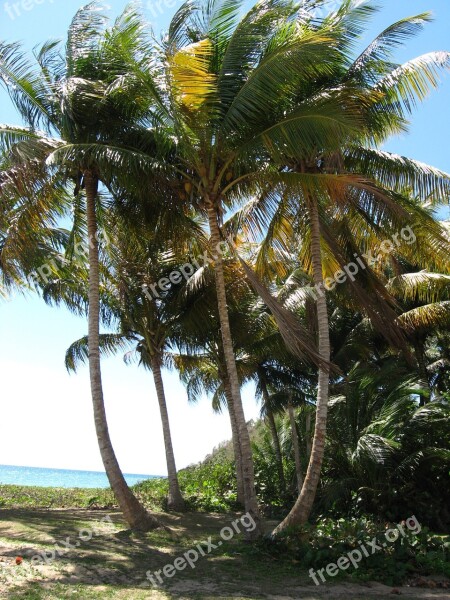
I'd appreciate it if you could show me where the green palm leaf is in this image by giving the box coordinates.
[65,333,135,372]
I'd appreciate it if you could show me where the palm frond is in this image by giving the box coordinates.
[398,301,450,332]
[168,39,217,109]
[348,13,433,81]
[65,332,134,372]
[376,51,450,115]
[0,41,55,130]
[388,271,450,305]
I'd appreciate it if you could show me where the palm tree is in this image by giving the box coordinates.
[158,0,366,534]
[323,360,450,530]
[171,259,260,507]
[258,368,287,495]
[227,1,450,533]
[387,270,450,404]
[105,222,189,512]
[65,331,186,512]
[286,395,303,494]
[427,332,450,396]
[175,351,246,506]
[44,213,190,511]
[0,148,72,299]
[0,3,164,530]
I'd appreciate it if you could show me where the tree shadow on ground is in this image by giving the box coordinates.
[2,509,441,600]
[0,508,291,599]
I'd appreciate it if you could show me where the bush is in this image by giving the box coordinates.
[133,447,238,512]
[178,448,238,512]
[132,477,170,510]
[260,517,450,586]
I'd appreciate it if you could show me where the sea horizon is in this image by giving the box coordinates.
[0,463,163,489]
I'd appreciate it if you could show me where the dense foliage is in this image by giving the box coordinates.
[259,518,450,585]
[0,0,449,552]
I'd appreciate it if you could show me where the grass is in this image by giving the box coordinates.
[0,507,301,599]
[0,485,448,599]
[0,485,117,510]
[0,479,180,513]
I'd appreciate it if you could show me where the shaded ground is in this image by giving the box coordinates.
[0,509,447,599]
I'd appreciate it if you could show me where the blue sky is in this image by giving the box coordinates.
[0,0,449,475]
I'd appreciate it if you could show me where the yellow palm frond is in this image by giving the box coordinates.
[398,301,450,331]
[168,39,216,109]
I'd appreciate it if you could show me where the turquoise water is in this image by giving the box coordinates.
[0,464,159,488]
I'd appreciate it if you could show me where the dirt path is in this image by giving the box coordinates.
[0,509,447,599]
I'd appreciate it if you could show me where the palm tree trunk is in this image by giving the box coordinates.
[266,410,286,494]
[287,401,303,494]
[414,340,430,406]
[259,374,285,493]
[150,355,185,511]
[85,170,160,531]
[223,374,245,506]
[272,197,330,535]
[305,410,312,458]
[206,202,261,538]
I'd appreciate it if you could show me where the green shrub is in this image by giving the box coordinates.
[133,448,238,512]
[177,448,238,512]
[260,517,450,586]
[0,484,116,509]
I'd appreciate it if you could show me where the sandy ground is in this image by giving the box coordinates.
[0,509,448,599]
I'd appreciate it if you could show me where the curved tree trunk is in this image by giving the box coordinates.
[85,171,160,531]
[259,374,286,493]
[287,401,303,495]
[150,355,185,511]
[206,203,262,538]
[223,374,245,507]
[305,410,312,458]
[272,197,330,535]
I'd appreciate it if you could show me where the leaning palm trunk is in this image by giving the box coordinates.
[206,202,261,537]
[305,411,312,458]
[287,401,303,494]
[223,374,245,506]
[150,355,185,511]
[85,171,160,531]
[272,197,331,535]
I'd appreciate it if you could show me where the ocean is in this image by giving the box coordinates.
[0,464,159,488]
